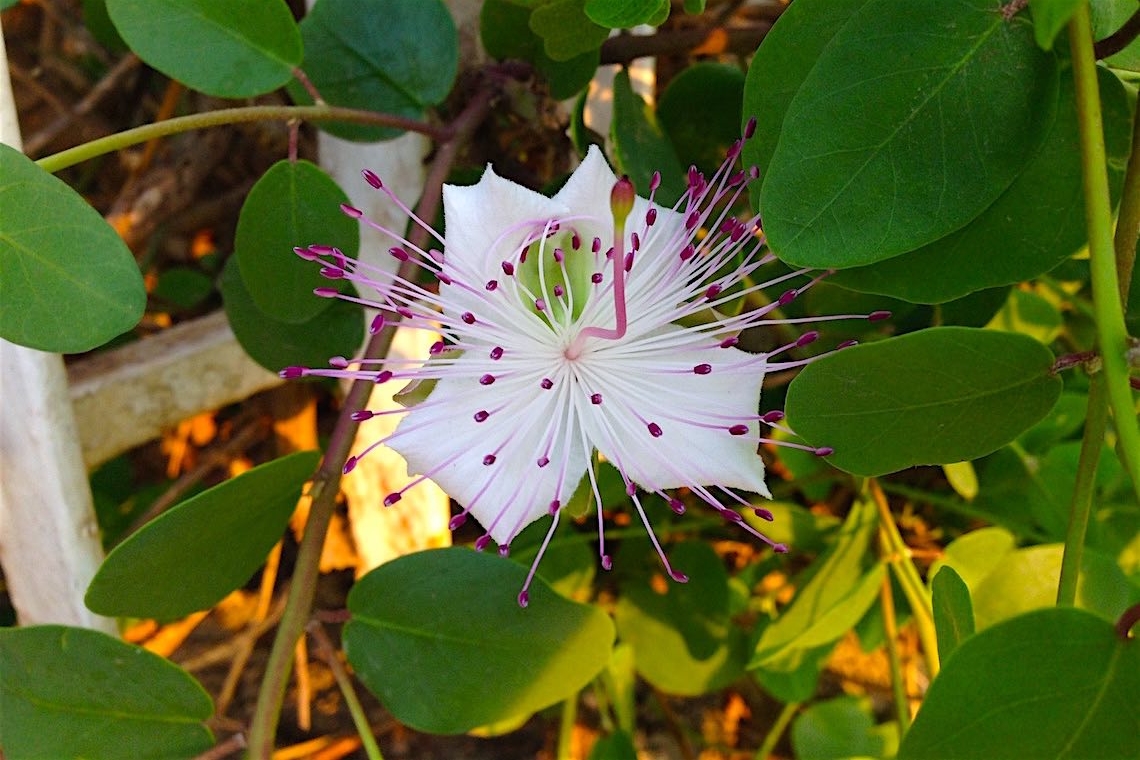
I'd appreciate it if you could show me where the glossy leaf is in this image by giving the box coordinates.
[588,731,638,760]
[831,67,1129,302]
[658,62,744,175]
[760,0,1057,269]
[530,0,610,61]
[584,0,668,28]
[929,527,1017,590]
[752,497,877,668]
[0,625,213,758]
[290,0,457,141]
[742,0,871,179]
[931,566,974,663]
[899,608,1140,759]
[786,328,1063,476]
[792,696,895,760]
[220,256,364,373]
[610,69,685,206]
[481,0,598,99]
[235,159,358,323]
[105,0,301,97]
[344,547,614,734]
[970,544,1135,630]
[615,542,749,696]
[1029,0,1082,49]
[0,144,145,352]
[86,451,318,619]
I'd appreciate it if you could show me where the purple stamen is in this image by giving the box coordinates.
[383,492,401,506]
[479,374,495,386]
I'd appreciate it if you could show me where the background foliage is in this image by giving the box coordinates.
[1,0,1138,758]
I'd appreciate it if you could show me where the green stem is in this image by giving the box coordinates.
[878,531,911,734]
[557,696,577,760]
[1057,372,1110,606]
[869,480,940,678]
[244,85,495,759]
[1112,75,1140,306]
[35,105,449,174]
[307,622,384,760]
[753,701,798,760]
[1069,5,1140,497]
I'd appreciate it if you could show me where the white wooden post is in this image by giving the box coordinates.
[0,21,115,632]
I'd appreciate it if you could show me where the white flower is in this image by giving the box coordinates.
[288,131,885,605]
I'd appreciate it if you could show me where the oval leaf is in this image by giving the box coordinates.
[760,0,1058,268]
[105,0,301,97]
[480,0,598,100]
[0,145,144,352]
[899,608,1140,759]
[290,0,458,142]
[220,255,364,373]
[611,69,685,206]
[830,65,1131,302]
[742,0,871,180]
[0,625,213,758]
[344,547,615,734]
[751,497,877,667]
[659,62,744,175]
[615,542,749,696]
[235,159,358,322]
[785,328,1063,476]
[86,451,319,619]
[931,566,975,663]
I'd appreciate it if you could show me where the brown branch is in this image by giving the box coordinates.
[599,23,772,66]
[1095,8,1140,59]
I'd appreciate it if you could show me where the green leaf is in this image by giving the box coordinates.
[610,69,685,206]
[290,0,458,141]
[584,0,668,28]
[658,62,744,175]
[683,0,706,13]
[985,288,1062,344]
[752,497,877,668]
[830,66,1130,303]
[792,695,894,760]
[760,0,1058,269]
[235,160,358,323]
[0,145,145,352]
[615,542,749,696]
[1029,0,1083,49]
[970,544,1135,630]
[344,547,615,734]
[0,625,213,758]
[82,0,128,51]
[530,0,611,61]
[220,255,364,373]
[589,731,639,760]
[785,328,1063,477]
[742,0,871,180]
[929,527,1017,590]
[105,0,301,98]
[931,566,974,664]
[85,451,318,619]
[481,0,599,99]
[151,267,214,310]
[899,608,1140,759]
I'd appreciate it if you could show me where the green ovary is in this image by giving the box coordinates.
[516,231,597,325]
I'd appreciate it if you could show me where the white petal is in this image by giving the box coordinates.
[387,354,591,545]
[576,339,770,499]
[551,145,618,219]
[441,164,569,309]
